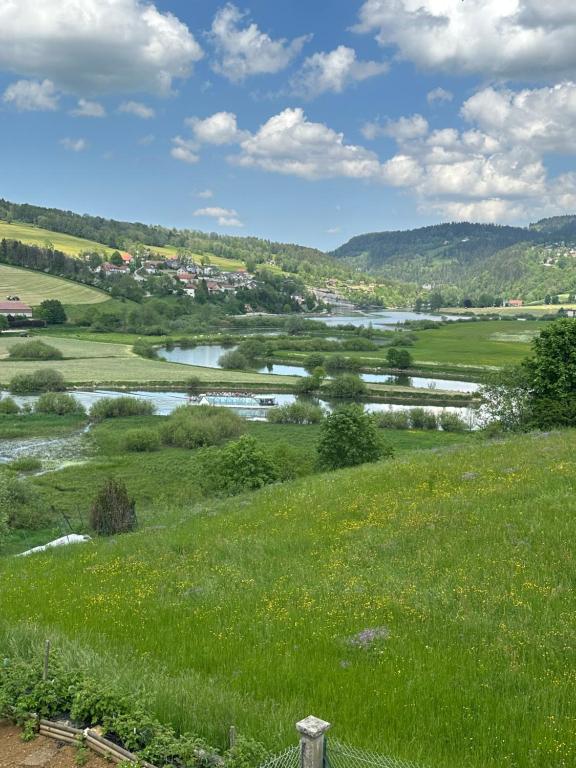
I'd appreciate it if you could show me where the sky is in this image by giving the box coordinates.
[2,1,576,250]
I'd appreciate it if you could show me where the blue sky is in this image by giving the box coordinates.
[1,0,576,250]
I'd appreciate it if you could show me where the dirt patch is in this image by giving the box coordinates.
[0,723,108,768]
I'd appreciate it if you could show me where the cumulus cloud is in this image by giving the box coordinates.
[362,114,428,141]
[0,0,203,95]
[461,82,576,154]
[119,101,156,119]
[210,4,311,82]
[427,87,453,105]
[194,206,244,227]
[354,0,576,80]
[71,99,106,117]
[235,108,383,180]
[291,45,388,99]
[170,137,199,164]
[186,112,245,145]
[3,79,59,111]
[60,137,88,152]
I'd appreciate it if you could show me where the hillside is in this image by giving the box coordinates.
[0,264,108,306]
[0,431,573,768]
[332,220,576,303]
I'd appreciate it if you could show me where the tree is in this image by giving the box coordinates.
[0,315,8,333]
[212,435,278,494]
[480,366,533,431]
[110,250,124,266]
[325,374,368,399]
[38,299,67,324]
[317,404,384,470]
[387,347,413,369]
[89,478,137,536]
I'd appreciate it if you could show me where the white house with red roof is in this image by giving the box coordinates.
[0,299,33,317]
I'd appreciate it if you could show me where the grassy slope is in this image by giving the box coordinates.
[0,264,109,306]
[0,221,115,256]
[0,431,572,768]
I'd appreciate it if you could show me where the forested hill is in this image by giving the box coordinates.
[331,219,576,302]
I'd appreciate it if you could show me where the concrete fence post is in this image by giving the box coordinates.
[296,716,331,768]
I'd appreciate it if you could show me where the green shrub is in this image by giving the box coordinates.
[89,478,137,536]
[409,408,438,430]
[325,374,368,399]
[8,340,63,360]
[161,405,244,449]
[89,397,156,422]
[185,376,203,396]
[387,347,413,369]
[268,401,324,424]
[317,404,385,470]
[237,339,266,360]
[294,375,321,395]
[304,353,325,372]
[200,435,278,495]
[218,349,249,370]
[0,397,20,414]
[439,411,468,432]
[0,472,51,530]
[132,340,158,359]
[324,355,361,374]
[6,457,42,473]
[9,369,67,394]
[122,428,161,452]
[374,410,411,430]
[34,392,85,416]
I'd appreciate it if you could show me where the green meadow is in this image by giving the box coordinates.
[0,264,109,306]
[0,429,573,768]
[0,220,115,256]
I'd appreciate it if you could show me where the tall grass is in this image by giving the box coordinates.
[0,432,573,768]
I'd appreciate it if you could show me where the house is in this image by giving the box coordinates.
[101,262,130,276]
[0,299,33,318]
[143,260,164,274]
[176,271,197,283]
[120,252,133,264]
[183,283,196,298]
[506,299,524,307]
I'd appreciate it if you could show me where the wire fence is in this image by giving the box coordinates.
[260,744,301,768]
[325,738,424,768]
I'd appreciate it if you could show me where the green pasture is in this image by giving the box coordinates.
[0,221,114,256]
[0,264,109,306]
[149,244,245,272]
[0,430,572,768]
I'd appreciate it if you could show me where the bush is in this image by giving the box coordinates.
[161,405,244,449]
[268,401,324,424]
[202,435,278,495]
[9,369,66,394]
[237,339,266,360]
[303,353,325,372]
[89,478,137,536]
[132,340,158,359]
[0,473,51,530]
[387,347,413,369]
[185,376,203,396]
[324,355,361,374]
[0,397,20,414]
[122,428,160,452]
[325,374,368,399]
[7,457,42,472]
[294,375,321,395]
[89,397,156,422]
[317,404,385,470]
[218,349,249,370]
[439,411,468,432]
[374,410,411,430]
[34,392,85,416]
[8,340,63,360]
[409,408,438,430]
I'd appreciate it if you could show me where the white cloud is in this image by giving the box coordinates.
[186,112,245,144]
[197,189,214,199]
[138,134,155,146]
[235,108,384,180]
[3,79,59,111]
[210,3,311,82]
[60,137,88,152]
[354,0,576,80]
[362,114,429,142]
[119,101,155,119]
[194,206,244,227]
[291,45,388,99]
[326,226,341,234]
[461,82,576,154]
[0,0,203,95]
[427,87,453,105]
[171,137,199,164]
[71,99,106,117]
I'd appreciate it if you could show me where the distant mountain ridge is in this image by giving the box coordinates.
[331,219,576,302]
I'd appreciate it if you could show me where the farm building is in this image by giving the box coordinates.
[0,299,33,317]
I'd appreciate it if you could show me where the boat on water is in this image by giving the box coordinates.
[189,392,277,408]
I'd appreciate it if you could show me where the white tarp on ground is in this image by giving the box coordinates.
[18,534,92,557]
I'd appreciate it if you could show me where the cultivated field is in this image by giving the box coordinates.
[0,430,572,768]
[0,221,115,256]
[0,264,109,306]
